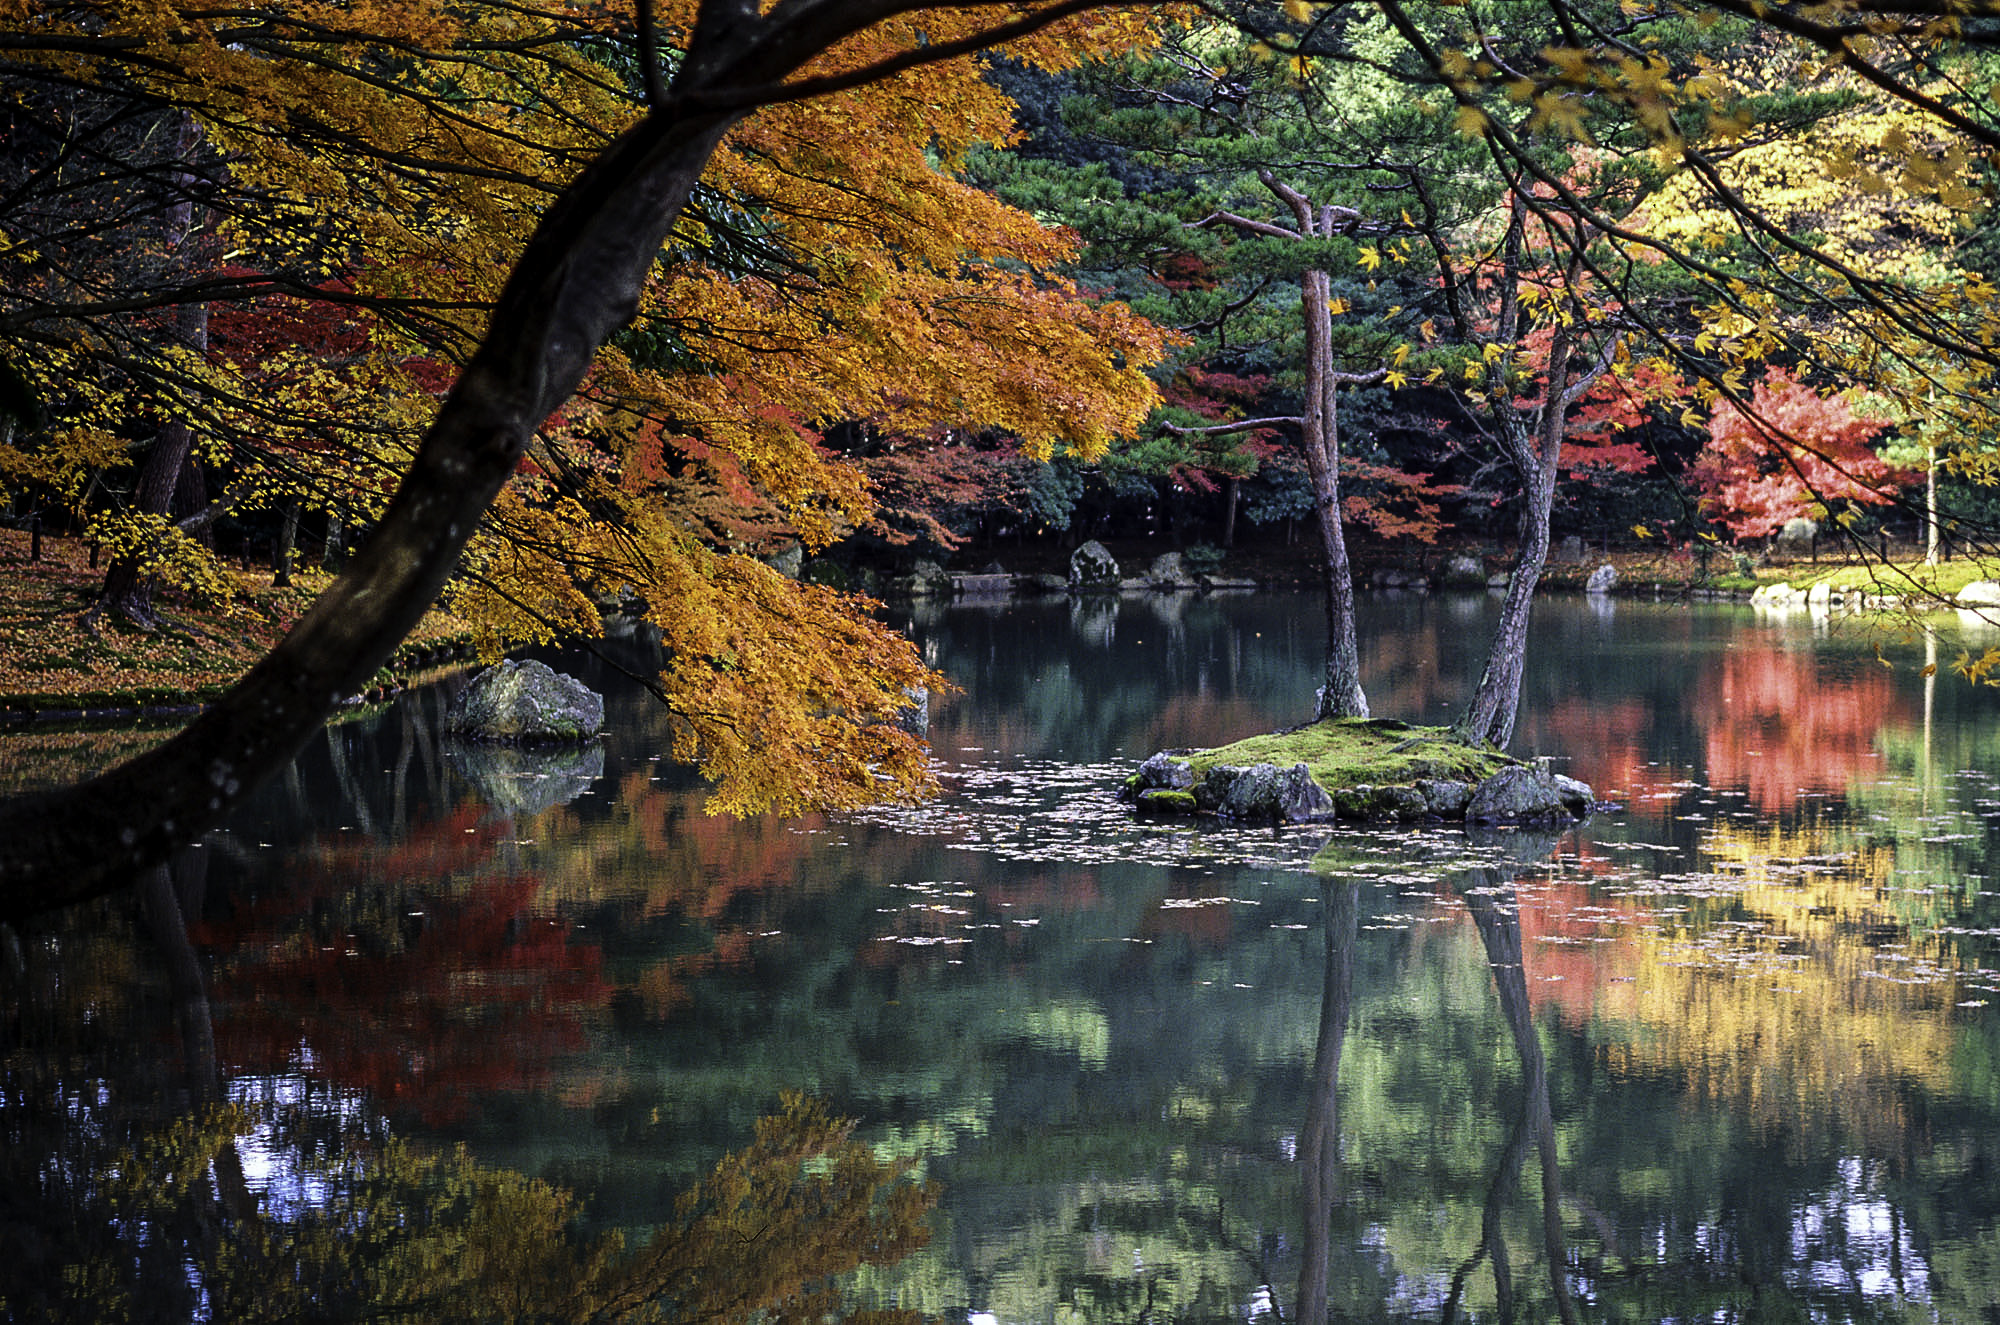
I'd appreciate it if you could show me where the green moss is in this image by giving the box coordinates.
[1183,718,1516,791]
[1135,789,1197,815]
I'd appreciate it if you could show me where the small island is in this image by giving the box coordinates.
[1122,718,1596,826]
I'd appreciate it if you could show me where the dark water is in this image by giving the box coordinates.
[7,590,2000,1322]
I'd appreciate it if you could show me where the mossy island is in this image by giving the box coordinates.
[1122,718,1597,827]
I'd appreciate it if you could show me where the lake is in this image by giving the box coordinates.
[6,588,2000,1322]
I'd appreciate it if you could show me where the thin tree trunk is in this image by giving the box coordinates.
[1221,474,1238,549]
[98,113,211,627]
[1465,876,1583,1325]
[274,499,298,587]
[1295,881,1358,1325]
[1454,448,1556,749]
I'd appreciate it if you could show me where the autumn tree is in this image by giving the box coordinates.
[0,0,1171,914]
[1690,367,1904,540]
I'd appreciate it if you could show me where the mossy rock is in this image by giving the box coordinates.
[1135,789,1198,816]
[1185,718,1516,791]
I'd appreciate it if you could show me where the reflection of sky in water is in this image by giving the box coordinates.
[227,1073,365,1221]
[1789,1160,1933,1303]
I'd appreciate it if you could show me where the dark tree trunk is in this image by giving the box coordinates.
[97,112,211,627]
[1294,881,1358,1325]
[1464,876,1583,1325]
[1454,449,1556,749]
[273,499,298,587]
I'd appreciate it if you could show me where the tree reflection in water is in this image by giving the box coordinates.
[0,856,933,1325]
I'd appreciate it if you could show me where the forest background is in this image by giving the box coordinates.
[8,0,2000,909]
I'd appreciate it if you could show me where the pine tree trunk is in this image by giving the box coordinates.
[1300,266,1367,720]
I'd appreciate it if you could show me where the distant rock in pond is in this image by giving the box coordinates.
[1585,562,1619,594]
[446,740,605,816]
[446,659,604,743]
[1069,540,1120,590]
[1145,551,1195,589]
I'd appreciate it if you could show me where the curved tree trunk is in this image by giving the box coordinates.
[1453,442,1557,749]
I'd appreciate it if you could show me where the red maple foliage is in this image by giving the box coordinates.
[1690,369,1906,538]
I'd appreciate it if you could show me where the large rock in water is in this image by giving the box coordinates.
[1196,762,1334,823]
[447,659,604,743]
[1068,540,1121,590]
[1466,765,1591,825]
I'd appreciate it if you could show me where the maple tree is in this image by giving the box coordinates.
[1690,367,1906,539]
[0,0,1170,912]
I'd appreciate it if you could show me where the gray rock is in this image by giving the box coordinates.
[1131,751,1195,794]
[895,686,929,737]
[446,740,604,816]
[1416,778,1472,817]
[1443,553,1486,586]
[447,660,604,743]
[908,559,953,598]
[1958,580,2000,608]
[1551,773,1595,815]
[1555,534,1585,563]
[1586,562,1619,594]
[1276,764,1336,822]
[763,542,804,578]
[1197,762,1333,822]
[1466,765,1590,824]
[1069,540,1121,590]
[1146,551,1194,588]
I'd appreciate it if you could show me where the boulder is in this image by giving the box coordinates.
[907,559,953,598]
[1958,581,2000,608]
[1124,751,1194,799]
[895,686,929,737]
[1197,762,1333,822]
[1068,540,1121,590]
[1443,553,1486,586]
[1416,778,1472,817]
[1135,788,1198,816]
[1146,551,1195,588]
[1555,534,1585,563]
[447,659,604,743]
[1585,563,1618,594]
[762,542,804,578]
[446,741,604,816]
[1466,765,1590,825]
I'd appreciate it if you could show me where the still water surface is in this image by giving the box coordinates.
[8,590,2000,1322]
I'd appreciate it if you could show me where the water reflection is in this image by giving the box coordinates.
[7,592,2000,1321]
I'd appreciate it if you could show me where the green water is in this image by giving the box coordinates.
[7,591,2000,1322]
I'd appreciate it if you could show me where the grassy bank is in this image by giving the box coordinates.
[0,529,474,717]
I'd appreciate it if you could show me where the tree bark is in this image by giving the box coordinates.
[0,0,1108,919]
[1255,175,1370,721]
[1294,881,1358,1325]
[97,113,210,628]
